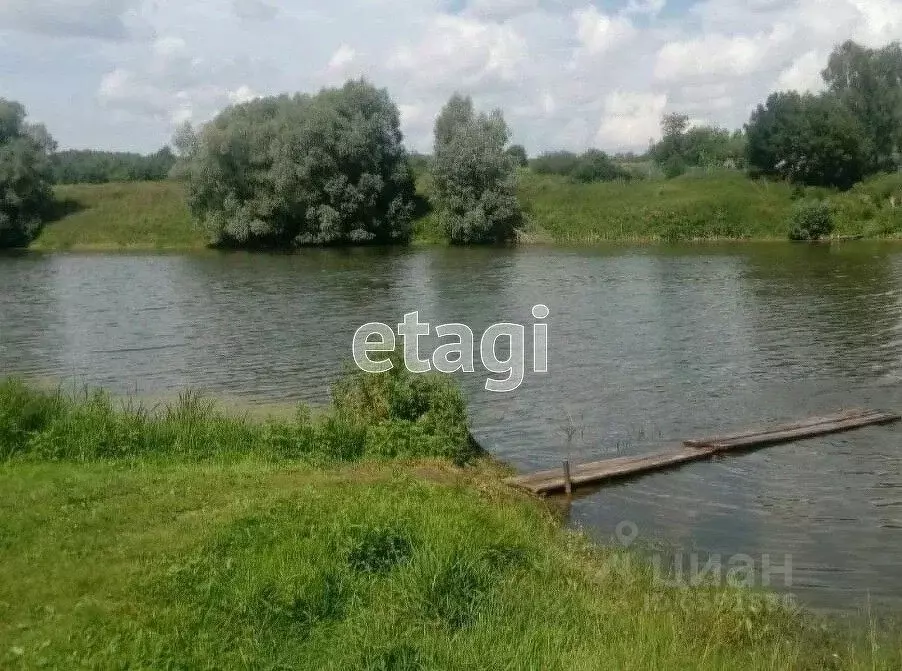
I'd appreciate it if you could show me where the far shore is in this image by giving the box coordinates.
[25,171,902,253]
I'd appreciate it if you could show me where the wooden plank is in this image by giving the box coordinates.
[703,411,900,450]
[683,408,879,447]
[505,409,901,495]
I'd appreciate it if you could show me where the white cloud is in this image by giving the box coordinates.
[97,35,263,128]
[228,85,260,104]
[327,44,357,71]
[655,26,795,82]
[232,0,278,21]
[573,6,636,56]
[389,15,528,89]
[596,91,667,150]
[4,0,902,155]
[0,0,142,40]
[624,0,666,17]
[463,0,540,20]
[776,50,827,93]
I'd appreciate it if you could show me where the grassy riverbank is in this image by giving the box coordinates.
[32,171,902,251]
[33,182,203,251]
[1,374,901,669]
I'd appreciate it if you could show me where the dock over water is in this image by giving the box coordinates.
[505,409,901,496]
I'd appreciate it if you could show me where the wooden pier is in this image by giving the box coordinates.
[505,409,901,496]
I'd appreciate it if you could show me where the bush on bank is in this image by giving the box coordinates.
[788,201,835,241]
[0,362,479,465]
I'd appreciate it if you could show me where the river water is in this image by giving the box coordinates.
[2,244,902,613]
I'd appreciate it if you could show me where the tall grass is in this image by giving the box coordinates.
[0,363,480,465]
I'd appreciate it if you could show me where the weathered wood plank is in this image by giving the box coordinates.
[683,408,880,448]
[505,409,901,495]
[703,411,900,450]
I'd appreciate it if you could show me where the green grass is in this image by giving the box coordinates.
[516,169,796,243]
[1,374,902,669]
[32,181,204,251]
[25,172,902,252]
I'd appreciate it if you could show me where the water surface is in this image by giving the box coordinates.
[2,244,902,613]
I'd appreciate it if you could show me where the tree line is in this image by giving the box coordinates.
[1,37,899,249]
[51,148,175,184]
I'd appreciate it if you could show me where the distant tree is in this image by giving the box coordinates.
[662,155,687,179]
[505,144,529,167]
[530,151,581,176]
[0,99,55,248]
[407,151,432,178]
[651,113,690,169]
[431,93,522,244]
[173,79,416,248]
[746,91,870,189]
[651,113,744,173]
[822,40,902,171]
[570,149,631,183]
[531,149,630,182]
[51,147,176,184]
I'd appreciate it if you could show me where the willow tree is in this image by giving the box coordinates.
[0,99,56,248]
[431,93,523,244]
[173,80,416,247]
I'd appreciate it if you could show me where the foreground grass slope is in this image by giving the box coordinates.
[32,171,902,250]
[1,374,901,669]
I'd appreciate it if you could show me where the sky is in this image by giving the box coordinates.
[1,0,901,155]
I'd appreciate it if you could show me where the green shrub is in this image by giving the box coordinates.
[788,200,834,240]
[332,357,479,465]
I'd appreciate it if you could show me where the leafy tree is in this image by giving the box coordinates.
[173,79,416,248]
[431,93,522,244]
[0,99,56,248]
[505,144,529,167]
[822,40,902,171]
[745,91,870,189]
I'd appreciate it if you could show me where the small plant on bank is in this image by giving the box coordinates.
[788,200,834,241]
